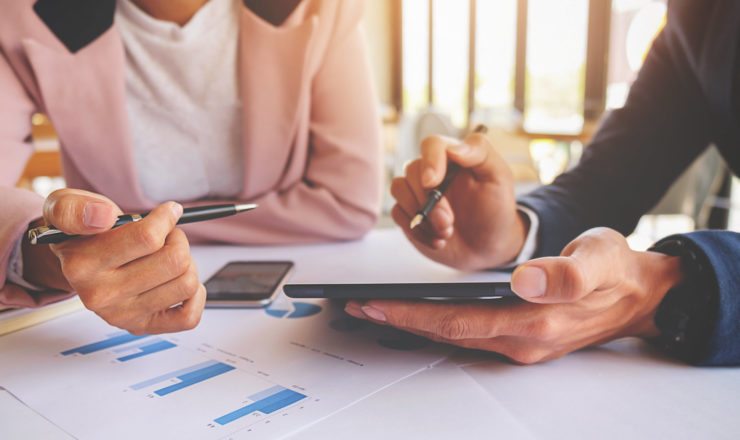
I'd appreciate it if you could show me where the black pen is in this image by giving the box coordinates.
[28,203,258,245]
[410,125,488,229]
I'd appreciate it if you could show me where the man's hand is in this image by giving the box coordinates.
[345,228,684,364]
[23,189,205,334]
[391,133,528,270]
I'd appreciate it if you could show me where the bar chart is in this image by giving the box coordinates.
[130,359,236,396]
[61,331,148,356]
[113,338,177,362]
[60,331,177,362]
[215,385,307,425]
[0,294,448,440]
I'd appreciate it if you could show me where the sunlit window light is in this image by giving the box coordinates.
[524,0,588,135]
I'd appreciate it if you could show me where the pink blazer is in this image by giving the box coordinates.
[0,0,381,307]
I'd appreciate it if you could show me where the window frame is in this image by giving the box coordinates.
[390,0,612,136]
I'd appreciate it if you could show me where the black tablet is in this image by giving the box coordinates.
[283,282,515,300]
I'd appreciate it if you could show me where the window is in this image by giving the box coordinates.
[524,0,589,134]
[396,0,612,135]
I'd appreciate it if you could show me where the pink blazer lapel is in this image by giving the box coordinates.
[237,5,318,198]
[22,27,148,208]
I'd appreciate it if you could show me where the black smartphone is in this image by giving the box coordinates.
[205,261,294,308]
[283,282,515,300]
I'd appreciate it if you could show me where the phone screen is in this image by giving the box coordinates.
[205,261,294,304]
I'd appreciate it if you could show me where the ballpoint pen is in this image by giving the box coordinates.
[410,125,488,229]
[28,203,258,245]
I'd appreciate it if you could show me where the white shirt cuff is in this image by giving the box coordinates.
[497,205,540,269]
[6,234,45,291]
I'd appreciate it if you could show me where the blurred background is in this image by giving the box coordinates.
[20,0,739,248]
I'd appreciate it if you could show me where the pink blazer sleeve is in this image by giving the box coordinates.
[0,50,74,308]
[183,1,382,244]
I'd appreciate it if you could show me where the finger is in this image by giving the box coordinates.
[418,135,456,188]
[347,299,561,345]
[396,327,538,362]
[82,202,184,268]
[140,283,207,334]
[404,161,430,207]
[511,228,627,304]
[404,161,455,237]
[113,228,192,298]
[390,177,421,218]
[94,263,200,331]
[134,262,201,314]
[390,205,446,250]
[426,200,455,238]
[355,300,511,341]
[446,133,512,183]
[43,189,123,235]
[391,177,453,239]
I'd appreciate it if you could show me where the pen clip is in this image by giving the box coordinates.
[27,226,67,245]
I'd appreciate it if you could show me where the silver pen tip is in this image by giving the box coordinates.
[409,214,423,230]
[235,203,258,212]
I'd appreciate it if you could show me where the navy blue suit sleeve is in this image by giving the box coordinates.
[676,231,740,365]
[518,12,713,258]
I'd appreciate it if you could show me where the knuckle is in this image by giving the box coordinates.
[126,322,149,336]
[435,313,471,340]
[560,257,587,300]
[420,135,443,154]
[591,226,621,240]
[60,257,87,284]
[80,287,111,311]
[166,242,191,276]
[178,271,201,299]
[49,194,76,224]
[182,308,202,331]
[465,133,488,147]
[507,348,548,365]
[135,226,165,253]
[527,317,561,341]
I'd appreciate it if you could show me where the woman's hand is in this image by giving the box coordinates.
[345,228,685,364]
[390,133,528,270]
[23,189,205,334]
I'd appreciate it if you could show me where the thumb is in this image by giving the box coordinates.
[446,133,512,184]
[43,189,123,235]
[511,228,626,303]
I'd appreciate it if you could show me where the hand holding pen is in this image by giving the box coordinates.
[21,189,255,335]
[389,125,530,271]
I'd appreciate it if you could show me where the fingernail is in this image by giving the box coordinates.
[448,143,471,155]
[512,266,547,298]
[83,202,111,228]
[361,305,387,322]
[170,202,183,218]
[421,168,436,186]
[345,302,365,319]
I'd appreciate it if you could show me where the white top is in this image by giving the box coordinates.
[115,0,244,202]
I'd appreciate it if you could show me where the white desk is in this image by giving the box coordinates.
[1,229,739,439]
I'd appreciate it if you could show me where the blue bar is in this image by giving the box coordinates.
[117,340,176,362]
[248,385,286,402]
[130,360,219,390]
[61,333,148,356]
[154,362,235,396]
[214,389,307,425]
[113,337,159,353]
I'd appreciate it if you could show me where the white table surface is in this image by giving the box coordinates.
[1,228,738,439]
